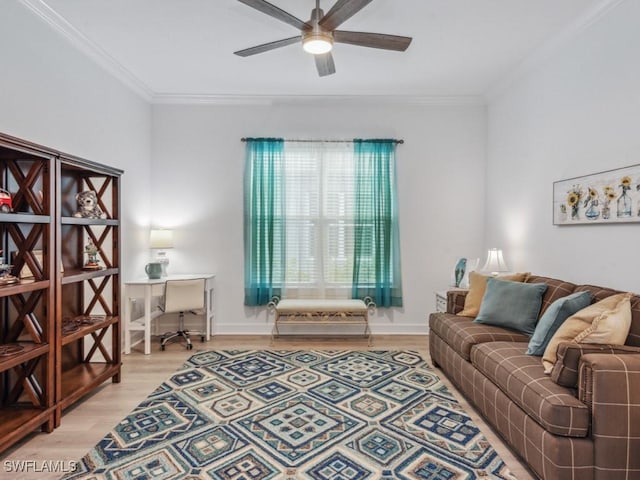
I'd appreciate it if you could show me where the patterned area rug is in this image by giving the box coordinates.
[64,350,515,479]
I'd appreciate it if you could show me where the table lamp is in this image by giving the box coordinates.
[150,229,173,277]
[481,248,509,276]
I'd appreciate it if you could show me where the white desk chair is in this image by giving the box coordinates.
[160,278,205,351]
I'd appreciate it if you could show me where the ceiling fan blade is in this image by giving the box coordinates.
[318,0,374,31]
[315,52,336,77]
[234,36,300,57]
[333,30,412,51]
[237,0,311,30]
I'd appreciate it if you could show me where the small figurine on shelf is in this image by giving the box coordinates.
[83,239,102,270]
[0,250,18,285]
[73,190,107,219]
[0,188,13,213]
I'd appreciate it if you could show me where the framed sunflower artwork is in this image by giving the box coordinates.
[553,163,640,225]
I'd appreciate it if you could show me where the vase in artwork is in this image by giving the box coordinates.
[571,204,579,220]
[602,205,610,220]
[585,202,600,220]
[617,191,632,218]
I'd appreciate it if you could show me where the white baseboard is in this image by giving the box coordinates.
[213,323,428,336]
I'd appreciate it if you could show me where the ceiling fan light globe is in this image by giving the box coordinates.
[303,35,333,55]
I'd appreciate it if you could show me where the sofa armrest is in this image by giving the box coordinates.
[579,354,640,479]
[446,290,468,314]
[552,342,640,388]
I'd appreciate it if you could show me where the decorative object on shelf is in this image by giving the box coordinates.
[62,315,105,335]
[73,190,107,219]
[0,344,24,356]
[75,314,105,325]
[481,248,509,276]
[451,258,467,287]
[15,249,42,279]
[0,188,13,213]
[149,229,174,276]
[553,163,640,225]
[145,262,162,279]
[62,318,80,335]
[83,239,102,270]
[0,257,18,285]
[460,258,479,288]
[0,266,18,285]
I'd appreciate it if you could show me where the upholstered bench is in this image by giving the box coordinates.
[269,297,375,345]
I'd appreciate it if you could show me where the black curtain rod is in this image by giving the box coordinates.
[241,138,404,144]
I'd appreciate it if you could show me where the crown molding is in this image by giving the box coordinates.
[20,0,154,102]
[151,93,487,107]
[485,0,625,102]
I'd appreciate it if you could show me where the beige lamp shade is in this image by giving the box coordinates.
[481,248,509,275]
[150,229,174,249]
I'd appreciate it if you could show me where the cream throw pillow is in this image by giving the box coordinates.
[457,271,530,318]
[542,293,632,373]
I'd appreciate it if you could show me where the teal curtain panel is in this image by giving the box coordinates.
[352,139,403,307]
[243,138,286,306]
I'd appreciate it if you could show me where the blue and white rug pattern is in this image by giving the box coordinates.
[64,350,515,479]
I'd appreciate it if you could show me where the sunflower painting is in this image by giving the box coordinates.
[553,164,640,225]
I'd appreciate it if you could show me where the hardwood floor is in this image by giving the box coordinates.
[2,335,534,479]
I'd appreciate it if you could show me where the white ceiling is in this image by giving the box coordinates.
[30,0,607,100]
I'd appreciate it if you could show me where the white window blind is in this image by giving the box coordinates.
[281,142,356,298]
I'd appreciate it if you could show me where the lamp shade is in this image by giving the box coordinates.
[481,248,508,275]
[149,229,174,249]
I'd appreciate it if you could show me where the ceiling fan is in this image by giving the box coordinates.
[234,0,412,77]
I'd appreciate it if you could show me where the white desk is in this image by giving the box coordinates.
[124,274,215,355]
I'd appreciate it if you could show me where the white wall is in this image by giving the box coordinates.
[0,1,152,281]
[486,0,640,291]
[151,101,487,334]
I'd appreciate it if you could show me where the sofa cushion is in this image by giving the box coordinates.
[429,312,529,361]
[474,278,548,335]
[527,291,592,356]
[458,271,529,317]
[575,285,640,347]
[542,293,632,373]
[471,342,590,437]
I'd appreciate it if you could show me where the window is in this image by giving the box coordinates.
[244,138,402,307]
[282,142,355,293]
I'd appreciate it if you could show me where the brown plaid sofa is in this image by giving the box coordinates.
[429,275,640,480]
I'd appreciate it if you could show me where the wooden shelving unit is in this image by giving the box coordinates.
[55,154,122,426]
[0,135,55,453]
[0,132,123,451]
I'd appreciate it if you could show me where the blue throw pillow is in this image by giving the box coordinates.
[526,291,592,356]
[474,278,548,335]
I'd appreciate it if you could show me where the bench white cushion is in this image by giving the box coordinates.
[276,299,367,313]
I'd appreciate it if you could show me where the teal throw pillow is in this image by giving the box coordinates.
[526,291,592,356]
[474,278,548,335]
